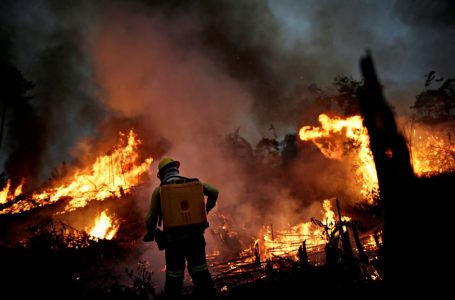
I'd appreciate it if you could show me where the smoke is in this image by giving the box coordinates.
[0,0,106,187]
[89,2,262,278]
[1,0,453,186]
[267,0,455,113]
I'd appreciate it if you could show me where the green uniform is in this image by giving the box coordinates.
[145,178,219,298]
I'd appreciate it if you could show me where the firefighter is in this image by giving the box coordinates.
[143,157,219,299]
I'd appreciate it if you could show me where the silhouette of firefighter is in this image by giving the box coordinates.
[143,157,219,298]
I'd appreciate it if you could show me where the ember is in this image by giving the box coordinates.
[409,125,455,176]
[253,199,352,262]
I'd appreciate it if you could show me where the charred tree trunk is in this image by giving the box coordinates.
[298,240,309,271]
[325,237,339,273]
[357,53,451,296]
[358,53,414,294]
[254,241,261,268]
[336,198,354,261]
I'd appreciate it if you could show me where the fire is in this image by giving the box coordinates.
[88,209,119,240]
[256,199,350,261]
[298,114,455,200]
[0,180,11,204]
[408,125,455,176]
[363,234,377,251]
[0,178,24,204]
[0,130,153,215]
[299,114,379,203]
[14,179,25,198]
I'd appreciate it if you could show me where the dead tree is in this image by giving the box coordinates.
[357,53,454,296]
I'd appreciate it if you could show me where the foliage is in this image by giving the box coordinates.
[0,217,154,300]
[125,260,156,298]
[332,75,362,116]
[411,71,455,123]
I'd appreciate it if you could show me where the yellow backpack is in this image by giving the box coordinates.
[160,179,207,229]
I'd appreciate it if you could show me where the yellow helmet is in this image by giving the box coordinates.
[158,157,180,173]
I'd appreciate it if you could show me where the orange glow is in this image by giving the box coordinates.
[299,114,379,203]
[409,126,455,176]
[13,178,25,198]
[363,234,377,251]
[0,180,11,204]
[0,178,24,204]
[298,114,455,203]
[255,199,350,261]
[0,130,153,215]
[88,209,120,240]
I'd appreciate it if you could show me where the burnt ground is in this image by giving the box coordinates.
[0,201,384,300]
[0,238,384,300]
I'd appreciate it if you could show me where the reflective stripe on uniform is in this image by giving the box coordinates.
[189,263,208,273]
[166,270,184,278]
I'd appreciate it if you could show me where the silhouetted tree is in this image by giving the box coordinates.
[0,64,47,187]
[411,71,455,123]
[331,75,362,116]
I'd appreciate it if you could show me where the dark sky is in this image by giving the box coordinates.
[0,0,454,183]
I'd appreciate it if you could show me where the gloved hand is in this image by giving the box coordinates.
[142,232,155,242]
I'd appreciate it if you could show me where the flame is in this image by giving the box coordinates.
[363,234,377,251]
[0,180,11,204]
[256,199,350,261]
[299,114,379,203]
[88,209,120,240]
[298,114,455,200]
[0,130,153,215]
[13,178,25,198]
[209,199,377,275]
[0,178,25,204]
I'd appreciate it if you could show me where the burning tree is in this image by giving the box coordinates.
[0,129,153,215]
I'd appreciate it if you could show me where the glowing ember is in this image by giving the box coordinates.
[299,114,379,203]
[363,234,377,251]
[255,199,350,261]
[88,209,119,240]
[409,126,455,176]
[0,130,153,215]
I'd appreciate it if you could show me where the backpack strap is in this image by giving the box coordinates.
[160,176,199,186]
